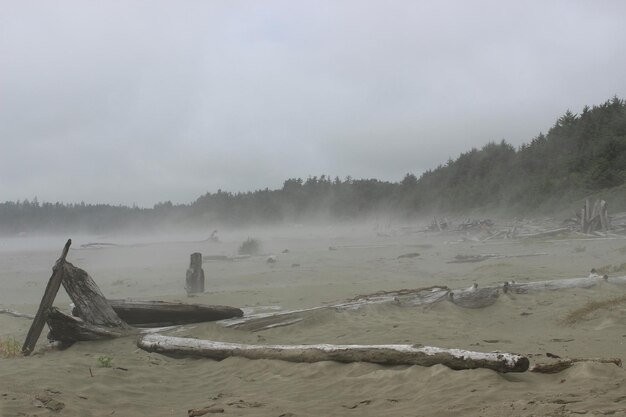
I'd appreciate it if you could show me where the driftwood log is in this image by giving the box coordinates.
[221,273,626,332]
[220,286,450,332]
[449,284,499,308]
[515,228,571,239]
[503,275,605,294]
[0,307,35,319]
[138,334,529,373]
[99,300,243,327]
[530,357,622,374]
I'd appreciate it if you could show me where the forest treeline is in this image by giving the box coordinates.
[2,97,625,235]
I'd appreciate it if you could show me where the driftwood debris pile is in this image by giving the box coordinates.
[417,199,626,242]
[21,240,242,355]
[579,199,609,234]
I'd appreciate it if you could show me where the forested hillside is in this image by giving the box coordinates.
[2,97,625,235]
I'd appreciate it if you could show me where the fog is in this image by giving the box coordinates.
[2,1,626,206]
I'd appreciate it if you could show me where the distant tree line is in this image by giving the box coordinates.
[2,97,625,235]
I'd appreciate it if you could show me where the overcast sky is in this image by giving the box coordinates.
[2,1,626,207]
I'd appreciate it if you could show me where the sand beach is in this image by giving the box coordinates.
[1,223,625,416]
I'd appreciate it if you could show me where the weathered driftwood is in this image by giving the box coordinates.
[47,260,134,344]
[0,307,35,319]
[47,308,135,343]
[62,262,131,329]
[80,242,120,249]
[397,252,420,259]
[220,286,451,331]
[186,253,205,294]
[449,284,500,308]
[222,273,626,333]
[188,406,225,416]
[579,199,611,234]
[530,357,622,374]
[448,253,548,264]
[503,275,605,294]
[515,228,570,239]
[137,334,529,373]
[22,239,72,356]
[100,300,243,327]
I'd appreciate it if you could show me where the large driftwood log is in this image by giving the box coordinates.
[22,239,72,356]
[102,300,243,327]
[137,334,529,373]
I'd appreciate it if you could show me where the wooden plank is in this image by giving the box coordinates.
[21,239,72,356]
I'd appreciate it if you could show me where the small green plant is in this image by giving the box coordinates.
[97,355,113,368]
[0,337,22,358]
[238,238,260,255]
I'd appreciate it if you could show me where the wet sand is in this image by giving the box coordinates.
[1,225,625,416]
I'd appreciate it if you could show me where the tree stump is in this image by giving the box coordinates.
[186,253,205,294]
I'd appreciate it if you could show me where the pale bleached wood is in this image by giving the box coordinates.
[515,228,570,239]
[502,276,607,294]
[137,334,529,373]
[0,307,35,319]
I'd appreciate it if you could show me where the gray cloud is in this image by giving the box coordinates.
[2,0,626,206]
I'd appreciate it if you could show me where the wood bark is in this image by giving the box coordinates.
[21,239,72,356]
[137,334,529,373]
[186,252,205,294]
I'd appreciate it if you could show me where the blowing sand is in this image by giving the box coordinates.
[1,224,625,416]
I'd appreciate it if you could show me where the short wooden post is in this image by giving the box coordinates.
[186,253,205,295]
